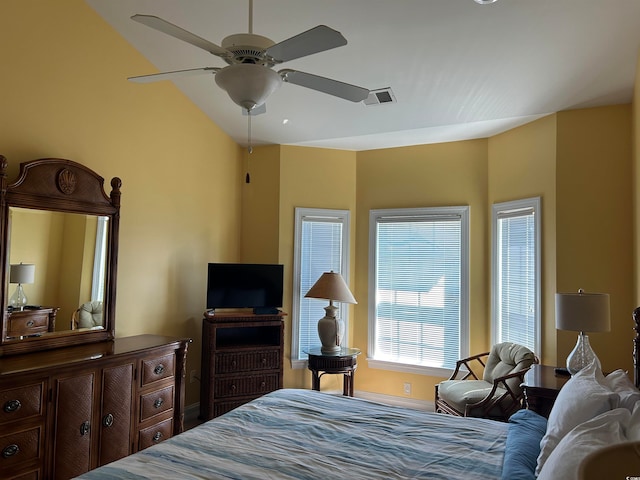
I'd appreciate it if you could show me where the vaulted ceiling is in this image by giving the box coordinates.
[87,0,640,150]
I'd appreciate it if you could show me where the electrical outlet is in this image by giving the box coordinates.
[190,370,198,384]
[403,382,411,395]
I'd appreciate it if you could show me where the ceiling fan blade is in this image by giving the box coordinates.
[128,67,219,83]
[131,14,231,59]
[279,69,369,102]
[266,25,347,63]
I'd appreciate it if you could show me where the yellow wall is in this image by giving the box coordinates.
[241,145,282,263]
[2,0,638,408]
[556,106,634,374]
[1,0,244,405]
[488,115,558,365]
[278,146,357,390]
[353,140,489,399]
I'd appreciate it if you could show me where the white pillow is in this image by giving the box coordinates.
[627,400,640,441]
[535,361,618,475]
[537,408,630,480]
[603,369,640,411]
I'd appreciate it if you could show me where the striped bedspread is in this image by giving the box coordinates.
[76,388,509,480]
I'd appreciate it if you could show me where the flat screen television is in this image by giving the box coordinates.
[206,263,284,312]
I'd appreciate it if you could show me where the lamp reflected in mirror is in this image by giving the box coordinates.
[9,263,35,311]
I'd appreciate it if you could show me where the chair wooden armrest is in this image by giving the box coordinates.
[448,351,490,380]
[464,366,533,418]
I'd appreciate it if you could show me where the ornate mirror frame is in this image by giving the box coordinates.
[0,156,121,356]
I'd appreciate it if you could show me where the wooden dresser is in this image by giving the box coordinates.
[0,334,190,480]
[200,313,284,420]
[5,307,58,338]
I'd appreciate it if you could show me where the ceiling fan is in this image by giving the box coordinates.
[128,0,370,114]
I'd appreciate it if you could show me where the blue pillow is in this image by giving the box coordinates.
[501,409,548,480]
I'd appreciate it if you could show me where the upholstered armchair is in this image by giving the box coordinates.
[435,342,538,421]
[71,301,104,330]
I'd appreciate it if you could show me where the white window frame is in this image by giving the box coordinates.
[491,197,541,355]
[291,208,351,369]
[367,206,470,377]
[91,216,109,302]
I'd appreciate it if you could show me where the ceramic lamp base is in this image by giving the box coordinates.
[317,304,344,354]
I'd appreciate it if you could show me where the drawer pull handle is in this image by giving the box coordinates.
[80,421,91,436]
[231,360,237,367]
[103,413,114,427]
[3,399,21,413]
[2,444,19,458]
[154,364,165,375]
[26,320,35,327]
[260,381,266,388]
[261,357,267,364]
[154,398,164,409]
[230,384,237,392]
[152,431,163,442]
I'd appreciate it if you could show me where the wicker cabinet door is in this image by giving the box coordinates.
[51,372,95,480]
[98,363,133,466]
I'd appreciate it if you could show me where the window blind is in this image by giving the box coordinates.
[292,208,350,367]
[494,200,539,353]
[372,212,464,370]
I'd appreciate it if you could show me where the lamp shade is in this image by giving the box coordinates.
[556,290,610,333]
[9,263,35,284]
[215,64,283,111]
[304,272,357,304]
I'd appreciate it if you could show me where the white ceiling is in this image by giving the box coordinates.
[86,0,640,151]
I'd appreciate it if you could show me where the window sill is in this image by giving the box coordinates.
[367,358,453,378]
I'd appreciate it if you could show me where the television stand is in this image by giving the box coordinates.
[199,312,285,420]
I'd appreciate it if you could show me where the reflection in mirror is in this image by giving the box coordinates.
[7,207,109,336]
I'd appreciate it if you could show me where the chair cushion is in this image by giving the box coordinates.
[438,379,507,413]
[77,301,104,329]
[484,342,536,392]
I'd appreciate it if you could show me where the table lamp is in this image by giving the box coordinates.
[305,271,357,353]
[556,289,610,375]
[9,263,36,311]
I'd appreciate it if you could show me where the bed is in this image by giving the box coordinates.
[76,314,640,480]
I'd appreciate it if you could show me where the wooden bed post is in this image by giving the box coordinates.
[633,307,640,388]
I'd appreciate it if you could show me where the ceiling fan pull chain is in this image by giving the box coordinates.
[246,110,252,183]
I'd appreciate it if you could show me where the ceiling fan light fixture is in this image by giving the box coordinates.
[215,64,282,111]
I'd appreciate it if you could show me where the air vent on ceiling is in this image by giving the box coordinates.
[364,87,396,106]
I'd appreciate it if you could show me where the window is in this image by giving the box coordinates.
[491,197,541,354]
[291,208,350,368]
[368,206,469,376]
[91,216,109,302]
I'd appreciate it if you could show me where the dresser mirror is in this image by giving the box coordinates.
[0,156,121,356]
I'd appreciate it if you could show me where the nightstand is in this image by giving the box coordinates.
[522,364,570,418]
[305,347,361,396]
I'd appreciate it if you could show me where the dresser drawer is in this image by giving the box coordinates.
[0,383,45,425]
[4,469,40,480]
[214,373,280,399]
[141,353,175,387]
[215,349,281,374]
[138,418,173,451]
[213,396,261,417]
[140,385,174,422]
[6,312,49,338]
[0,426,43,468]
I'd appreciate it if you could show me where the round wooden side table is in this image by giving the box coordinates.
[304,347,361,396]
